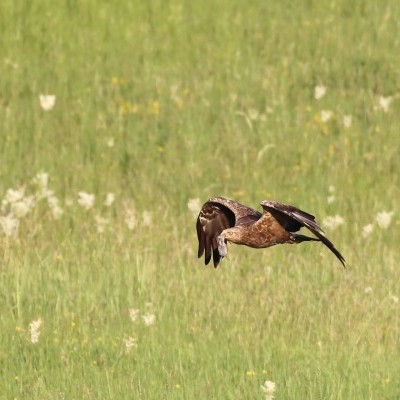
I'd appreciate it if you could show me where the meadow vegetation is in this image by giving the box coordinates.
[0,0,399,398]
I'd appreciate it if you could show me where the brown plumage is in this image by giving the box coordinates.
[196,197,345,268]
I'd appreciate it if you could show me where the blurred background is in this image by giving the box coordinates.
[0,1,399,398]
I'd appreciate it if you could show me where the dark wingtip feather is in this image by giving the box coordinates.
[316,232,346,268]
[212,248,221,268]
[204,236,212,265]
[211,237,220,268]
[196,218,205,258]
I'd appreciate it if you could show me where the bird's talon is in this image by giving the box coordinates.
[217,235,228,258]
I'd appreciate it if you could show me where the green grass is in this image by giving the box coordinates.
[1,0,399,398]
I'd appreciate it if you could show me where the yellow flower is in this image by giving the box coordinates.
[148,100,160,116]
[119,101,128,115]
[262,78,269,88]
[130,103,138,114]
[111,77,127,85]
[119,100,138,115]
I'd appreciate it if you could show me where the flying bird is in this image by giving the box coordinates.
[196,197,345,268]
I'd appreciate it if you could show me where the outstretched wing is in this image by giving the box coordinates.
[196,197,261,267]
[260,200,346,267]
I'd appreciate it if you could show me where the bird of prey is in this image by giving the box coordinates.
[196,197,345,268]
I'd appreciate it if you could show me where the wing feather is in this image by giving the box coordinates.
[212,237,220,268]
[204,235,212,265]
[196,199,237,267]
[261,200,346,267]
[196,197,262,267]
[196,218,205,258]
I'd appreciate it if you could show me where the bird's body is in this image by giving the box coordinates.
[196,197,345,268]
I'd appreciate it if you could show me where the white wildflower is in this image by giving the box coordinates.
[343,115,352,128]
[44,196,61,217]
[10,200,30,218]
[328,185,335,193]
[11,196,36,218]
[47,189,60,201]
[375,211,394,229]
[124,206,137,230]
[123,336,137,354]
[320,110,333,122]
[29,318,42,344]
[0,215,19,236]
[142,210,152,226]
[50,205,64,220]
[314,85,326,100]
[77,192,95,210]
[187,198,201,217]
[128,308,140,322]
[378,96,392,113]
[39,94,56,111]
[248,108,259,120]
[327,195,335,204]
[47,194,59,209]
[390,294,399,304]
[106,137,115,148]
[3,188,25,204]
[264,266,273,275]
[142,314,156,326]
[362,223,374,238]
[95,215,109,233]
[261,380,276,400]
[39,188,54,200]
[322,215,344,231]
[364,286,373,294]
[33,173,51,199]
[104,192,115,207]
[33,172,49,189]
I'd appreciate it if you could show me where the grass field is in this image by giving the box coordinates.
[1,0,399,398]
